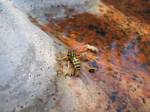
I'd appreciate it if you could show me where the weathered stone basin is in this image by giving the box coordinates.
[0,0,149,112]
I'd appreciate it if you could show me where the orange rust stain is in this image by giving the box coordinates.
[41,24,54,33]
[102,0,150,24]
[143,89,150,98]
[102,2,150,35]
[38,11,150,71]
[30,6,150,111]
[138,54,147,64]
[59,38,82,49]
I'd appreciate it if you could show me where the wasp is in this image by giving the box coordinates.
[57,44,99,77]
[57,49,81,77]
[67,50,81,75]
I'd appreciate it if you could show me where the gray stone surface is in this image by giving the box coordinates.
[11,0,99,13]
[11,0,100,23]
[0,1,57,112]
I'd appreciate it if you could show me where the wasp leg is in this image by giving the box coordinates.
[64,60,70,78]
[71,69,79,77]
[71,69,75,77]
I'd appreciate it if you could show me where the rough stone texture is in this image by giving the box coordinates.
[11,0,101,25]
[0,1,57,112]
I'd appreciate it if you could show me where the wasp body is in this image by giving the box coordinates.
[67,50,81,72]
[57,50,81,77]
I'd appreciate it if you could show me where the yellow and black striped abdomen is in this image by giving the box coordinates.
[72,57,80,70]
[68,50,81,70]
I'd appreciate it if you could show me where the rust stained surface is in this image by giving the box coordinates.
[102,0,150,24]
[31,1,150,112]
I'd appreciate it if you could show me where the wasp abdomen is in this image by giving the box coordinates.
[68,50,81,70]
[72,58,80,70]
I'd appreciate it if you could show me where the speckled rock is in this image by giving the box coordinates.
[0,1,57,112]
